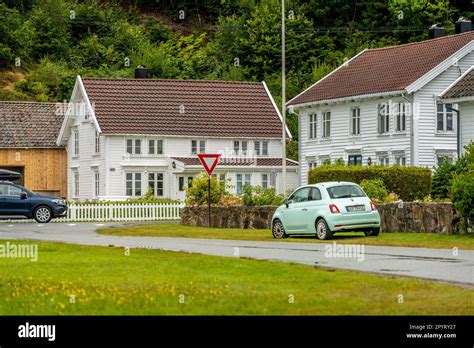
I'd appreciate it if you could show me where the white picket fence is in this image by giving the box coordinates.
[0,203,185,223]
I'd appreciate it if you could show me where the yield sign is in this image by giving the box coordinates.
[197,154,221,176]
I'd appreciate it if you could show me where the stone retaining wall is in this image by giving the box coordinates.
[180,202,461,234]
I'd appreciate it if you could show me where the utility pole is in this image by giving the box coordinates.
[281,0,286,194]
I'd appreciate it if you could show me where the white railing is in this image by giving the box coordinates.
[0,202,185,223]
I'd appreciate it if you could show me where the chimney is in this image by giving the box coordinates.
[135,65,148,79]
[455,18,472,34]
[428,24,445,39]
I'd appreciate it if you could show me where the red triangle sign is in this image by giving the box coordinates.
[197,154,221,176]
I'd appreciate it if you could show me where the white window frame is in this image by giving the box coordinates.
[261,173,269,189]
[94,130,100,154]
[322,111,331,139]
[348,154,362,166]
[377,155,389,166]
[125,172,142,197]
[93,170,100,198]
[394,155,406,166]
[73,128,79,157]
[436,103,454,133]
[191,140,206,154]
[396,102,407,132]
[233,140,249,155]
[148,139,164,156]
[73,170,79,197]
[126,138,142,155]
[378,103,390,134]
[262,141,268,156]
[236,173,251,194]
[308,113,317,139]
[350,107,360,136]
[148,172,164,197]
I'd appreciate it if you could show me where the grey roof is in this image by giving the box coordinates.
[0,101,65,148]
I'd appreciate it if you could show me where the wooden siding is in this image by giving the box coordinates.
[0,148,67,197]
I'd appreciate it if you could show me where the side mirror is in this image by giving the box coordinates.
[20,192,27,199]
[284,198,291,208]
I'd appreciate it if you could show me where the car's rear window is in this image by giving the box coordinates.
[327,185,366,199]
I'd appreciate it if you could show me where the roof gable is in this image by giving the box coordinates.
[440,66,474,99]
[0,101,64,148]
[288,31,474,106]
[80,77,288,139]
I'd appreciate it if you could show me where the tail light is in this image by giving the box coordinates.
[329,204,340,214]
[370,201,377,211]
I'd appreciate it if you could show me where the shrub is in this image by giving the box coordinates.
[185,173,229,206]
[431,141,474,199]
[308,165,431,201]
[451,172,474,226]
[68,197,181,205]
[383,192,401,203]
[360,179,388,203]
[241,186,285,206]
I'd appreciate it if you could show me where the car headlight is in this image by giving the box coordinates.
[52,199,66,205]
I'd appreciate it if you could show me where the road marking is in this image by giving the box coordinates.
[68,224,77,227]
[8,225,14,227]
[95,224,105,226]
[36,224,43,227]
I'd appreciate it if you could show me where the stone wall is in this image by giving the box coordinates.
[181,203,461,234]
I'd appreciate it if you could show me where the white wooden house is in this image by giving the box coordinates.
[288,29,474,185]
[57,74,298,201]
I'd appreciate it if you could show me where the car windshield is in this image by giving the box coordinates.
[327,185,366,199]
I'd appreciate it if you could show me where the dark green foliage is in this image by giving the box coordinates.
[451,172,474,223]
[242,185,285,206]
[308,165,432,201]
[359,179,388,203]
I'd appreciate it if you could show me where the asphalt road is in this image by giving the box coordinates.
[0,222,472,285]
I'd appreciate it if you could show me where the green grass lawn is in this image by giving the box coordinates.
[0,240,473,315]
[98,223,474,250]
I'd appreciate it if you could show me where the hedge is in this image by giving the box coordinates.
[308,165,431,201]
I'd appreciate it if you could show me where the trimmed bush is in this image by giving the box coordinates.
[185,173,229,206]
[451,172,474,224]
[360,179,388,203]
[241,186,285,206]
[308,165,431,201]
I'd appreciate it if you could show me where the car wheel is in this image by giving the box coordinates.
[272,219,287,239]
[34,206,52,223]
[315,219,333,240]
[364,228,380,237]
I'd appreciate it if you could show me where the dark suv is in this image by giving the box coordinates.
[0,181,68,223]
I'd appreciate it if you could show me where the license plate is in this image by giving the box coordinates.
[346,205,365,212]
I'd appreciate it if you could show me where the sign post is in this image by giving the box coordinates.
[197,154,221,227]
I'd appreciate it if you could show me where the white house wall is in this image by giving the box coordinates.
[459,102,474,152]
[414,52,473,167]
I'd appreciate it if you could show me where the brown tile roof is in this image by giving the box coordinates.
[82,78,286,138]
[288,32,474,106]
[0,101,64,148]
[440,67,474,98]
[172,157,298,167]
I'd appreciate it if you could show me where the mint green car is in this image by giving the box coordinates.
[271,182,381,240]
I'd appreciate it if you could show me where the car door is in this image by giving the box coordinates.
[284,187,311,232]
[306,187,326,233]
[1,184,28,216]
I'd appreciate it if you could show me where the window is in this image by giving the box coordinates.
[126,139,141,155]
[94,171,100,197]
[348,154,362,166]
[94,130,100,154]
[73,171,79,197]
[254,141,260,156]
[126,172,142,197]
[437,103,454,132]
[236,173,251,194]
[148,139,163,155]
[308,113,317,139]
[396,103,407,132]
[378,155,389,166]
[191,140,206,154]
[262,141,268,156]
[233,141,249,155]
[437,155,453,166]
[395,155,406,166]
[148,173,164,196]
[289,187,311,203]
[351,107,360,135]
[0,184,22,196]
[322,111,331,138]
[73,129,79,156]
[212,173,226,182]
[310,187,322,201]
[307,156,317,171]
[178,177,185,191]
[187,176,194,188]
[327,185,365,199]
[378,103,390,134]
[261,173,269,189]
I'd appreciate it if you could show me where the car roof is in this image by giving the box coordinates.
[310,182,359,188]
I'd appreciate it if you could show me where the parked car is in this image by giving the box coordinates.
[271,182,381,240]
[0,181,68,223]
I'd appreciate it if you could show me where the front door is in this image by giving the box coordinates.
[284,187,312,232]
